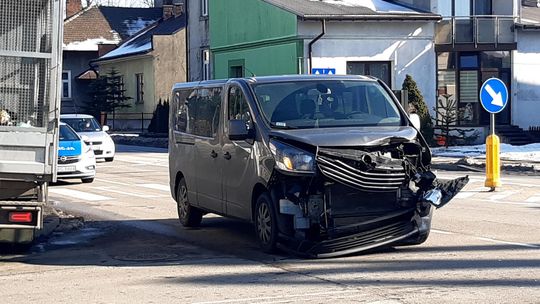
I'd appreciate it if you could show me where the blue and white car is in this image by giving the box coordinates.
[57,123,96,183]
[61,114,116,162]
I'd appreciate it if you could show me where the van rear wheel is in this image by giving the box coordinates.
[254,193,278,253]
[176,178,202,227]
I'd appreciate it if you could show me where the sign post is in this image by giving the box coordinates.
[480,78,509,191]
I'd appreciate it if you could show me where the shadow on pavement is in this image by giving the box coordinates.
[115,144,168,154]
[1,216,539,289]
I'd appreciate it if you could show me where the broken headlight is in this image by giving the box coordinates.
[269,139,315,174]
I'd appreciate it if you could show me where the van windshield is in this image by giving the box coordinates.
[252,80,403,129]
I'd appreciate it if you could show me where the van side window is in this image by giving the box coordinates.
[190,87,222,138]
[174,89,196,133]
[228,86,252,126]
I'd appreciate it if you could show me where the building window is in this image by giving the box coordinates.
[135,73,144,104]
[202,49,210,80]
[346,61,392,88]
[201,0,208,17]
[62,71,72,99]
[436,51,511,126]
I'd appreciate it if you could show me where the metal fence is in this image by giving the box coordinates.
[0,0,55,128]
[105,112,154,133]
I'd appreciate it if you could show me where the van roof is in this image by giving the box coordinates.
[173,74,376,90]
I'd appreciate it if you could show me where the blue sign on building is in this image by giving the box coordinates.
[311,68,336,75]
[480,78,509,114]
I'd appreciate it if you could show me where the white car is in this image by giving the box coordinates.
[58,123,96,183]
[61,114,116,162]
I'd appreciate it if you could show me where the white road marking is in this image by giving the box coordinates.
[433,228,538,249]
[193,290,365,304]
[526,196,540,203]
[138,184,170,192]
[431,229,455,235]
[487,191,517,201]
[91,186,167,199]
[94,178,131,186]
[469,197,540,207]
[475,237,539,249]
[455,187,486,199]
[49,188,113,201]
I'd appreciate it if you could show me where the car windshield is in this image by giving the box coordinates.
[62,117,101,132]
[59,125,80,142]
[252,80,403,129]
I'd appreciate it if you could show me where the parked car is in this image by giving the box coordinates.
[168,75,468,258]
[58,123,96,183]
[61,114,115,162]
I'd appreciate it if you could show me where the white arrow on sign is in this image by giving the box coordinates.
[485,84,504,107]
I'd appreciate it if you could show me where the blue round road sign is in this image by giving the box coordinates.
[480,78,508,114]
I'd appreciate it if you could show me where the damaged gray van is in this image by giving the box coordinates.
[169,75,468,258]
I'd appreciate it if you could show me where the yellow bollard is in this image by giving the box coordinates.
[485,134,502,190]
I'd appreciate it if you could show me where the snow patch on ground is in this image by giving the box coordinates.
[310,0,417,13]
[63,38,120,51]
[432,143,540,162]
[50,228,104,246]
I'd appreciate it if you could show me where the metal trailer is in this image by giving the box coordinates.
[0,0,64,244]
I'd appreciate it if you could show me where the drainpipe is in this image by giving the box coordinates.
[308,19,326,74]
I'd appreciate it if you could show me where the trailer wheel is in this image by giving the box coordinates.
[176,178,202,227]
[254,192,278,253]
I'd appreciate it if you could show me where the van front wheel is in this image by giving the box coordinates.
[176,178,202,227]
[255,193,278,253]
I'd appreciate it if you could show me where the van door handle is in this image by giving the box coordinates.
[223,152,232,160]
[210,150,218,158]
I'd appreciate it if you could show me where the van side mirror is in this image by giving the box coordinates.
[409,114,421,131]
[228,120,251,141]
[102,125,110,132]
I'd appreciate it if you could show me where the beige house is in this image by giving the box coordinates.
[94,4,186,130]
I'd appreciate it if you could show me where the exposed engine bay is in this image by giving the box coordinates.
[268,139,469,258]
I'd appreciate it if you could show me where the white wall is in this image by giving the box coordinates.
[513,30,540,129]
[299,21,437,114]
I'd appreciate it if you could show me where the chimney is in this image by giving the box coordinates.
[66,0,83,18]
[163,4,174,20]
[173,3,184,17]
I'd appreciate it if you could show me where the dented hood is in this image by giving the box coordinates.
[269,126,418,147]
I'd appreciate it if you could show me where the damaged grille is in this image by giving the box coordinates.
[317,148,407,191]
[306,220,417,257]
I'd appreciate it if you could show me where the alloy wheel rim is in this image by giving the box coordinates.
[177,185,188,219]
[257,202,271,244]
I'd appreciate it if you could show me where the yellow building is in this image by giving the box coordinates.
[94,5,186,130]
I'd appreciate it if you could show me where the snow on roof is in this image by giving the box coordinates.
[263,0,439,20]
[309,0,417,13]
[96,14,186,62]
[63,37,121,51]
[123,17,157,36]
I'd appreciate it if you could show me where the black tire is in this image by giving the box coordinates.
[105,157,114,162]
[81,178,94,184]
[176,178,203,227]
[254,192,278,253]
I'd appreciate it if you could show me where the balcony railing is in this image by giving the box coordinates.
[436,16,517,46]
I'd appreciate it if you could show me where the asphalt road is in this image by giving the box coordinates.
[1,145,539,304]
